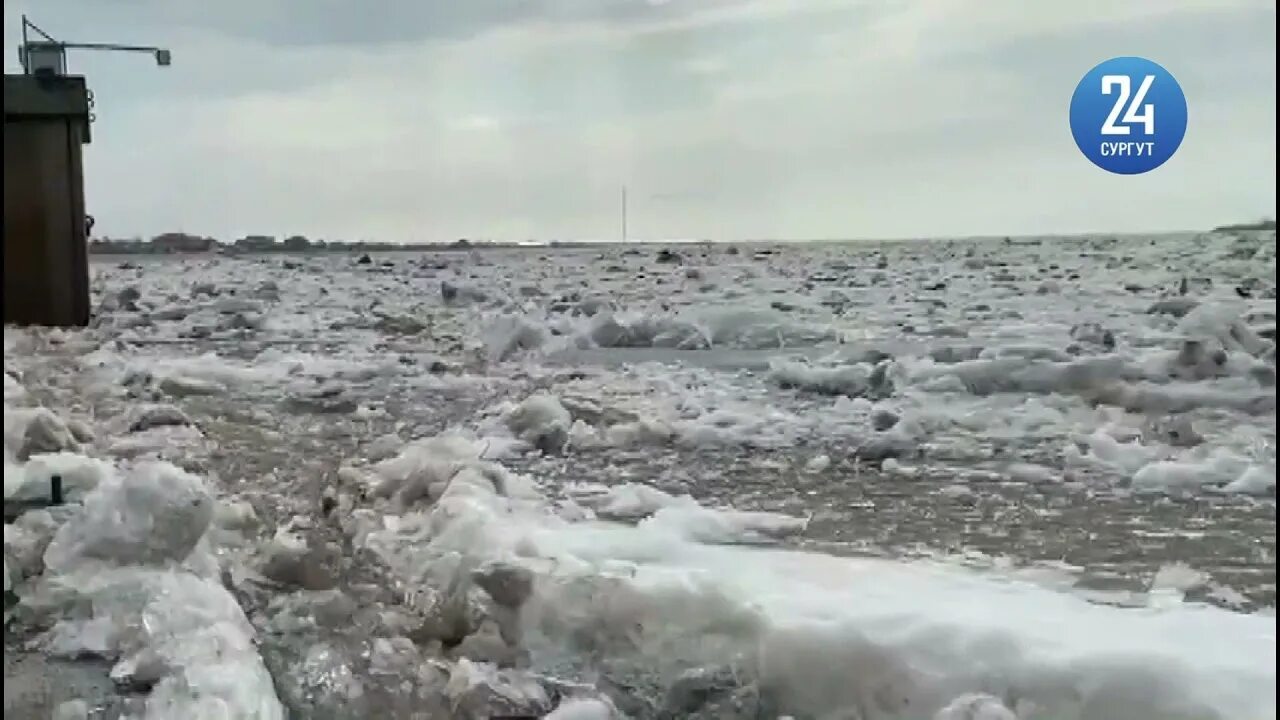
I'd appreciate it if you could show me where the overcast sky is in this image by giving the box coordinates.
[5,0,1275,243]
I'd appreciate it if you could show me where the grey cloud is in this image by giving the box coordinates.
[978,4,1275,88]
[28,0,751,47]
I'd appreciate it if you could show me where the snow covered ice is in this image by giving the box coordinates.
[4,231,1276,719]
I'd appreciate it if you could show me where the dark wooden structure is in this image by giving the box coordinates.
[4,73,92,327]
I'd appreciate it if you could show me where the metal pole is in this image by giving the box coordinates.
[20,15,30,72]
[18,16,172,72]
[621,185,628,242]
[60,41,167,54]
[23,16,58,42]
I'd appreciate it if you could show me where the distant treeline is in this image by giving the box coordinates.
[88,233,523,255]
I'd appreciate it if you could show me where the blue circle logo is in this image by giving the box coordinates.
[1069,57,1187,175]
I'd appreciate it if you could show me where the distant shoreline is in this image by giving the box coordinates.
[1212,219,1276,232]
[87,226,1274,256]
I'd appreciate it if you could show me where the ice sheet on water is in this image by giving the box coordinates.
[81,345,407,395]
[531,538,1272,719]
[352,431,1274,720]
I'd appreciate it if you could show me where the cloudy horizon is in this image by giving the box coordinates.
[5,0,1275,243]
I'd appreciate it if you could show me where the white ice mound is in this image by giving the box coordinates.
[5,451,112,504]
[934,693,1018,719]
[582,311,710,350]
[910,355,1130,397]
[444,657,553,717]
[640,504,809,545]
[370,432,498,506]
[545,696,616,720]
[1130,451,1251,494]
[569,482,687,521]
[565,479,803,540]
[4,510,64,588]
[1178,302,1272,358]
[3,371,25,402]
[698,307,837,349]
[1065,429,1162,477]
[26,458,284,718]
[4,406,78,459]
[505,393,572,454]
[567,482,807,543]
[575,306,837,351]
[43,460,214,572]
[40,567,285,720]
[769,360,886,398]
[484,313,550,361]
[1222,464,1276,495]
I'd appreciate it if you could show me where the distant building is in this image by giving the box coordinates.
[235,235,277,250]
[152,232,215,253]
[283,235,311,252]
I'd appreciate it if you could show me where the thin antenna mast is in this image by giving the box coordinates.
[621,185,628,243]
